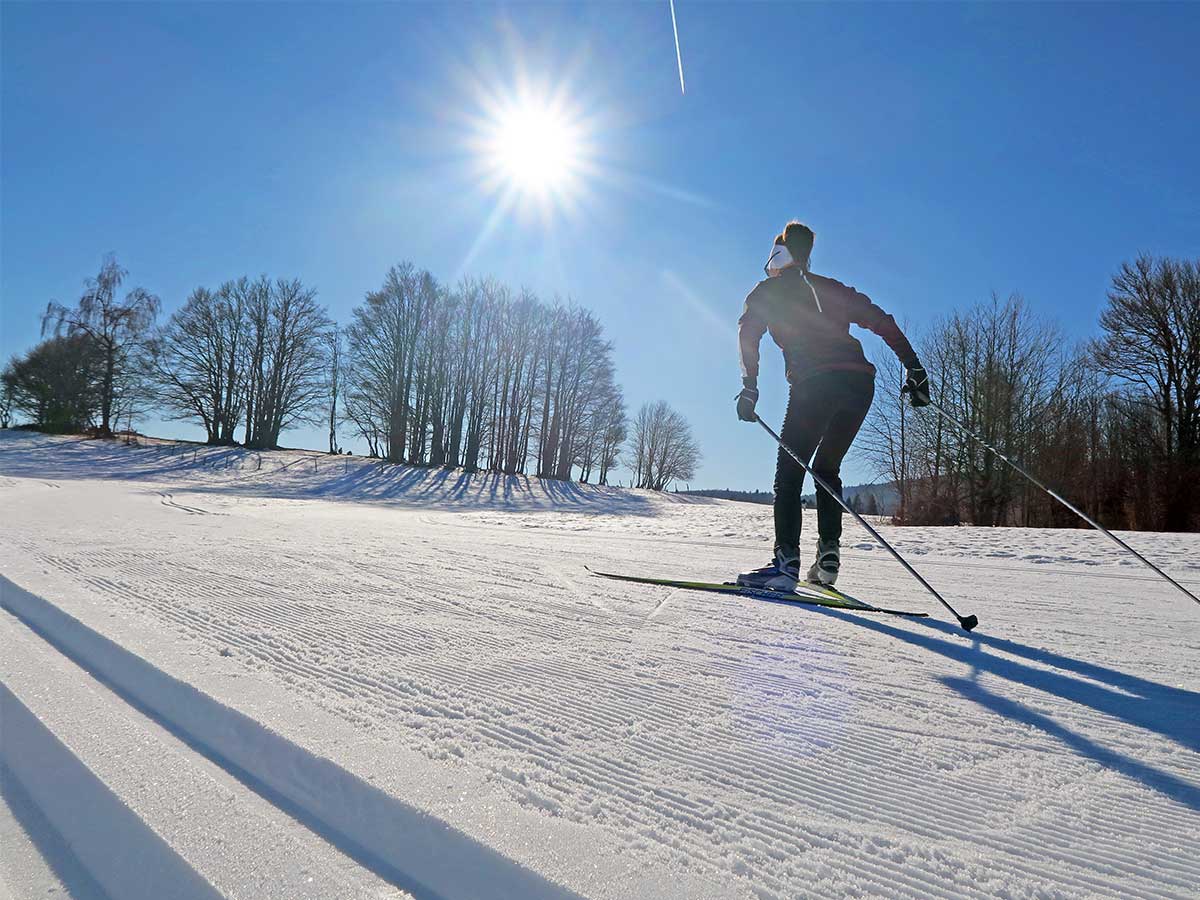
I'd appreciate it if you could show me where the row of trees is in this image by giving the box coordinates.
[340,264,632,481]
[847,493,882,516]
[2,256,703,489]
[863,255,1200,532]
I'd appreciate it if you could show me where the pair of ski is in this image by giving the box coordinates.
[587,567,928,618]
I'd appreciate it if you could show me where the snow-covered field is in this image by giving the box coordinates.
[2,431,1198,899]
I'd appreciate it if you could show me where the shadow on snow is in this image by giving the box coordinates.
[0,432,707,517]
[810,605,1200,812]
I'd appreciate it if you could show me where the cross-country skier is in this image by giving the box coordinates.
[735,221,929,591]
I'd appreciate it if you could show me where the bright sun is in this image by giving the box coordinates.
[477,92,590,210]
[461,71,600,235]
[491,104,579,193]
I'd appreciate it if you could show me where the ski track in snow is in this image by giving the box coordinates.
[1,432,1199,899]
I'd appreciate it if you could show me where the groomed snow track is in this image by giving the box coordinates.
[2,432,1200,899]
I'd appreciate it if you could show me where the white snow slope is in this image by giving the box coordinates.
[2,431,1199,900]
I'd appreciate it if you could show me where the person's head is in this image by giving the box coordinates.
[764,221,815,276]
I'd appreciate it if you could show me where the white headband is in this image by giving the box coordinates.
[765,243,794,274]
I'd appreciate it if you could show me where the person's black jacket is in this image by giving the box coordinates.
[738,267,918,383]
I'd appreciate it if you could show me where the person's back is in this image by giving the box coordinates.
[738,267,917,385]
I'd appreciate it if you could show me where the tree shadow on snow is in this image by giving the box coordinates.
[812,608,1200,812]
[0,433,710,518]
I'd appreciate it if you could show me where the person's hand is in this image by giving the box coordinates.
[736,380,760,422]
[903,365,931,408]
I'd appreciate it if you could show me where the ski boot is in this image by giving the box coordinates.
[736,546,800,593]
[806,538,840,586]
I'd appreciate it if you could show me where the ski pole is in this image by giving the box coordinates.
[922,397,1200,607]
[755,416,978,631]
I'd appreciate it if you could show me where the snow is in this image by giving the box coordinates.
[2,430,1199,899]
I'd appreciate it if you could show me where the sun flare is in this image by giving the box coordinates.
[464,76,597,224]
[486,99,584,198]
[460,69,601,247]
[489,103,578,193]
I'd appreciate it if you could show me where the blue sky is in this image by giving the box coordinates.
[3,2,1197,489]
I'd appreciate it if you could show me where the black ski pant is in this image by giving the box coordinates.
[773,370,875,554]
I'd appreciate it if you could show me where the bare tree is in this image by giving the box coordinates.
[864,294,1069,526]
[343,264,424,462]
[487,292,542,474]
[243,278,333,450]
[328,325,342,454]
[596,388,628,486]
[861,350,916,521]
[150,283,247,444]
[42,255,160,435]
[1093,255,1200,530]
[0,376,13,428]
[577,376,625,484]
[461,279,503,471]
[534,306,614,480]
[629,401,701,490]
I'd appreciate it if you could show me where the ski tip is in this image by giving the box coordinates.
[959,614,979,632]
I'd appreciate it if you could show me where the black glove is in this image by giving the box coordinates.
[903,364,931,408]
[736,379,760,422]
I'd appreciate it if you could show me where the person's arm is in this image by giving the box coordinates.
[839,279,930,407]
[738,282,770,384]
[840,281,919,368]
[735,282,769,421]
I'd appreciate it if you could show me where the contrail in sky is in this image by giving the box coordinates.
[669,0,685,94]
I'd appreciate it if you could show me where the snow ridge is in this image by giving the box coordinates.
[1,576,581,900]
[1,684,223,900]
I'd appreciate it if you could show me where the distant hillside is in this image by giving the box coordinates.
[678,489,774,505]
[682,482,899,514]
[803,482,900,516]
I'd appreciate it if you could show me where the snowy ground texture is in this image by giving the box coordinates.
[2,431,1199,900]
